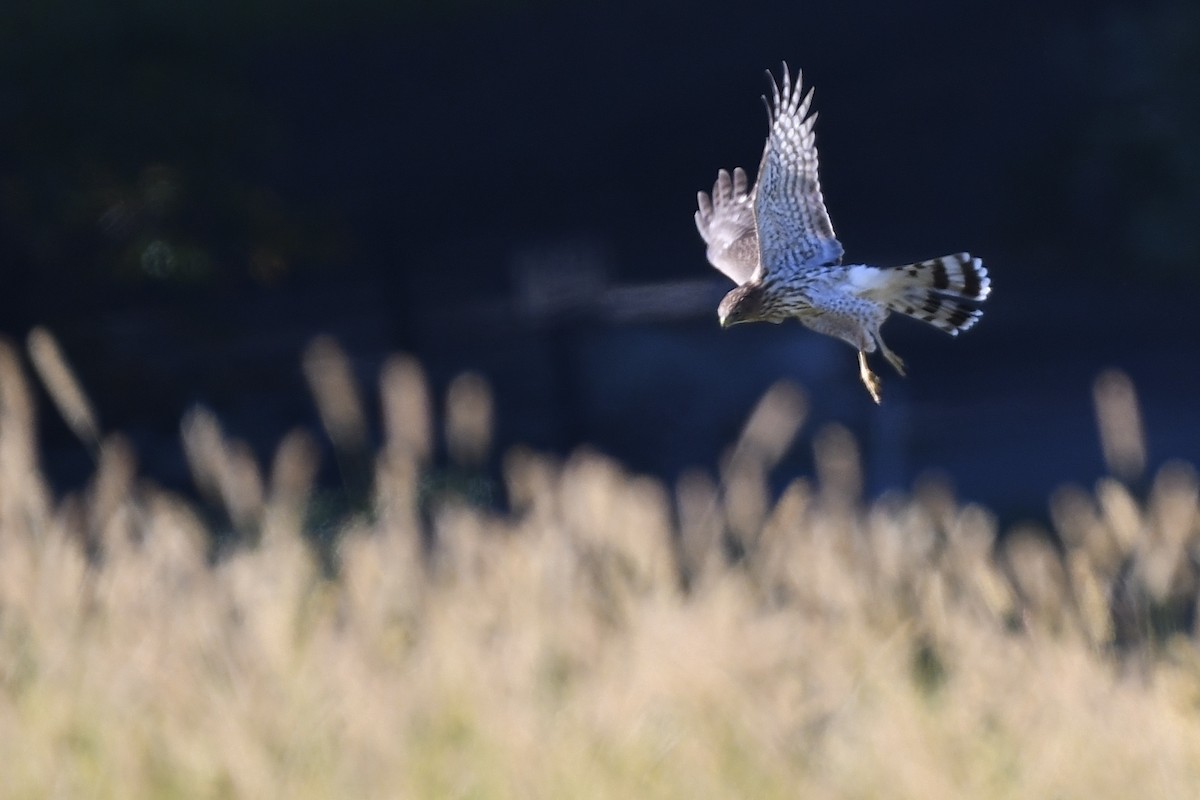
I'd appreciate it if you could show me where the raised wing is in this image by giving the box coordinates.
[694,167,759,285]
[752,65,843,278]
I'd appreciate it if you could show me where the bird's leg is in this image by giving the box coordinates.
[877,335,907,377]
[858,350,883,404]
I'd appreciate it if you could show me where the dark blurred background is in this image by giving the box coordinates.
[2,0,1198,520]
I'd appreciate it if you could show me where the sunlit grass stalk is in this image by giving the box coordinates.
[0,342,1197,799]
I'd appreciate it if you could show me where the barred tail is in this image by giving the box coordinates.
[885,252,991,335]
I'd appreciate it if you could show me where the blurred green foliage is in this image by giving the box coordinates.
[2,0,1196,294]
[0,0,538,291]
[0,3,370,289]
[1080,3,1200,278]
[1022,2,1200,282]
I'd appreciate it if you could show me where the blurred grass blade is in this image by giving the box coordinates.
[26,327,101,452]
[303,335,367,453]
[380,353,433,465]
[1093,369,1146,482]
[734,380,807,468]
[444,371,493,468]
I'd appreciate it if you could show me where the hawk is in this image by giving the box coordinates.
[695,64,991,402]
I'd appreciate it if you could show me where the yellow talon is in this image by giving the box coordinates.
[880,341,906,377]
[858,351,883,404]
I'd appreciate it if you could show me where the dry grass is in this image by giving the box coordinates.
[3,331,1200,798]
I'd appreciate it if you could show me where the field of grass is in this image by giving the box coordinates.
[2,331,1200,798]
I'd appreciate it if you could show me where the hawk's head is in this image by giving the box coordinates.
[718,283,769,328]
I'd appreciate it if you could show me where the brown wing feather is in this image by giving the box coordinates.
[752,64,844,278]
[694,167,759,285]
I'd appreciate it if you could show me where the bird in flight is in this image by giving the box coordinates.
[695,64,991,402]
